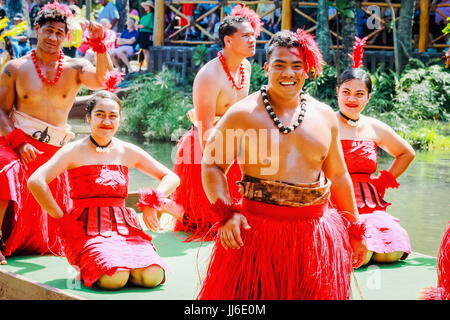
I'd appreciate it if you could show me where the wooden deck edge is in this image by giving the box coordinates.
[0,268,85,300]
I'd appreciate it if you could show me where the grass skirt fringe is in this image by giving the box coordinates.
[198,199,353,300]
[171,127,242,241]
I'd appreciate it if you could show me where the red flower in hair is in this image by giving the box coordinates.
[349,36,368,69]
[291,29,324,79]
[41,1,73,18]
[231,4,263,37]
[103,71,124,92]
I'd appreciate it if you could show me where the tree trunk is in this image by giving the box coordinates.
[6,0,29,21]
[115,0,130,32]
[317,0,331,63]
[340,0,356,68]
[397,0,415,72]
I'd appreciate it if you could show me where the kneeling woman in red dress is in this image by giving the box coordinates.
[28,91,181,290]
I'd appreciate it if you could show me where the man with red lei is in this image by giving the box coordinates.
[197,30,367,300]
[171,5,262,241]
[0,2,113,264]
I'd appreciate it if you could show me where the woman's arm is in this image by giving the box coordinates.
[27,144,76,219]
[373,118,415,179]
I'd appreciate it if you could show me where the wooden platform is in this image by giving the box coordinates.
[0,224,437,300]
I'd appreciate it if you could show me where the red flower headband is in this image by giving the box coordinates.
[103,71,124,93]
[348,36,368,69]
[291,28,324,79]
[231,4,263,37]
[40,1,73,19]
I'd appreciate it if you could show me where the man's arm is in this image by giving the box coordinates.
[193,68,221,150]
[202,108,251,249]
[77,22,114,90]
[322,119,358,217]
[0,61,17,136]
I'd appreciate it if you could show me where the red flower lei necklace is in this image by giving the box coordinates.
[217,51,245,90]
[31,49,64,85]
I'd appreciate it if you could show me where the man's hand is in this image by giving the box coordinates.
[85,21,104,39]
[350,238,368,269]
[18,143,43,166]
[142,206,160,231]
[220,213,251,250]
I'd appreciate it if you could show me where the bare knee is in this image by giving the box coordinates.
[97,270,130,290]
[131,265,164,288]
[372,251,403,263]
[360,250,374,267]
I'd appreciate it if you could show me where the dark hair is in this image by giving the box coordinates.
[86,91,122,116]
[35,7,69,33]
[218,15,249,48]
[265,30,300,61]
[337,67,372,94]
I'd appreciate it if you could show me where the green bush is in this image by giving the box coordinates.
[304,64,338,108]
[120,68,192,141]
[249,61,267,93]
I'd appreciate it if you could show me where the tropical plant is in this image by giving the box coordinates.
[249,61,267,93]
[304,64,338,108]
[192,44,209,67]
[120,68,192,141]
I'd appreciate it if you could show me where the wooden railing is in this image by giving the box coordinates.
[151,0,449,52]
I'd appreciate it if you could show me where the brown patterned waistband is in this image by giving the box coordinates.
[237,173,331,208]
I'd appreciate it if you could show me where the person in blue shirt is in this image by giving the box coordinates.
[97,0,120,31]
[110,16,139,73]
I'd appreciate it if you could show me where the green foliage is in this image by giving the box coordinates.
[365,65,398,115]
[394,60,450,121]
[249,61,267,93]
[192,44,208,67]
[120,68,192,141]
[329,0,355,19]
[304,64,338,108]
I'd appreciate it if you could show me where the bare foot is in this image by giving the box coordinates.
[0,251,6,265]
[159,199,184,221]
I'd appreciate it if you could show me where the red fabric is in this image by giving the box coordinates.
[340,139,411,258]
[171,127,242,241]
[180,4,196,27]
[60,164,167,288]
[369,170,399,198]
[293,29,324,78]
[0,134,70,257]
[421,223,450,300]
[341,140,391,212]
[198,199,353,300]
[4,129,28,150]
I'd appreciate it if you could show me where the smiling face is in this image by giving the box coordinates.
[35,21,67,54]
[337,78,371,118]
[224,21,256,57]
[264,46,307,98]
[87,99,121,140]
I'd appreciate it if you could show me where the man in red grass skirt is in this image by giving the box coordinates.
[171,5,263,241]
[197,30,368,300]
[0,2,113,264]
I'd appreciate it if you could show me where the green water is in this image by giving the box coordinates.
[69,119,449,257]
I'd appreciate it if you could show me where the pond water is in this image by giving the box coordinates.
[70,118,449,257]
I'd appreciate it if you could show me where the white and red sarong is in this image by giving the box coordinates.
[0,110,74,256]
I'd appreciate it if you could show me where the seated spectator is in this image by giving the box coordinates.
[110,16,139,73]
[9,13,31,58]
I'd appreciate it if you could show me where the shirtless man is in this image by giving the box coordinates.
[0,3,113,264]
[198,30,367,299]
[171,6,261,241]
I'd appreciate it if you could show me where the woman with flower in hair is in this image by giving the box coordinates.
[28,89,182,290]
[334,37,415,266]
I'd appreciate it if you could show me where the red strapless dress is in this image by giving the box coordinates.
[341,140,411,257]
[59,164,168,288]
[171,127,242,241]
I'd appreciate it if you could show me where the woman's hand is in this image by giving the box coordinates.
[142,206,161,231]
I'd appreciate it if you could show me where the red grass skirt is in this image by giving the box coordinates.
[198,199,353,300]
[59,199,168,288]
[171,127,242,241]
[0,135,70,256]
[421,223,450,300]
